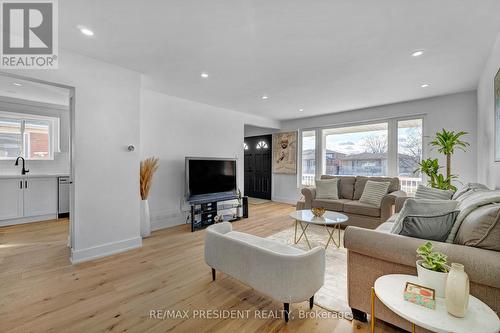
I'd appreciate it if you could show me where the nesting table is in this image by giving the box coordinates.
[371,274,500,333]
[288,210,348,249]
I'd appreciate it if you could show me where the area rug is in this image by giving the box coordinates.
[267,225,352,319]
[248,197,271,205]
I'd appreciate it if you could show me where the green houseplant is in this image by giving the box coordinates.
[416,242,450,297]
[417,129,469,191]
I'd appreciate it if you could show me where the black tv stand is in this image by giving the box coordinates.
[189,197,248,232]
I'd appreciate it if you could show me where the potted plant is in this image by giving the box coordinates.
[140,157,159,237]
[416,241,450,297]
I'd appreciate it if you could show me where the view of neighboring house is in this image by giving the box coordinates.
[302,149,419,177]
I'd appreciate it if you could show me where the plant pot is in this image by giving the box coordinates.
[416,260,449,298]
[140,199,151,238]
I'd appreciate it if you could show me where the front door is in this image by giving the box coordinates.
[244,135,272,199]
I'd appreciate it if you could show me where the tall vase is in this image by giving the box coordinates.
[445,263,469,317]
[140,199,151,238]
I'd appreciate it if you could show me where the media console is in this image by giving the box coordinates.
[189,196,248,232]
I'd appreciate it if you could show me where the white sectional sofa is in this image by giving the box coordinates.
[204,222,325,322]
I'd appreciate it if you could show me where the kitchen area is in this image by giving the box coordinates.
[0,75,71,231]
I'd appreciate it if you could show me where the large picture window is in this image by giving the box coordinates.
[0,112,59,160]
[299,117,424,193]
[322,123,388,176]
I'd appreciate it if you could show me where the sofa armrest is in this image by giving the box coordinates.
[301,187,316,209]
[380,190,407,221]
[395,196,410,213]
[344,226,500,289]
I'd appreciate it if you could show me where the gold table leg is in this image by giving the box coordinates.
[324,223,341,249]
[295,221,311,249]
[371,287,375,333]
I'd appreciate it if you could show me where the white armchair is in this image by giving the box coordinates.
[204,222,325,321]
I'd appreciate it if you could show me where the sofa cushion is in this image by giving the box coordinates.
[359,180,390,207]
[320,175,355,199]
[455,203,500,251]
[343,201,381,217]
[390,198,458,235]
[353,176,399,200]
[415,185,454,200]
[225,231,305,255]
[312,199,350,212]
[399,211,459,242]
[315,178,339,200]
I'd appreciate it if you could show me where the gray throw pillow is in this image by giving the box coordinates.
[399,211,460,242]
[414,185,454,200]
[315,178,339,200]
[390,198,458,234]
[359,180,390,207]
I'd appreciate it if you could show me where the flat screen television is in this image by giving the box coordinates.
[185,157,237,203]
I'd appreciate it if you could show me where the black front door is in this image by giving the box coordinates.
[244,135,272,199]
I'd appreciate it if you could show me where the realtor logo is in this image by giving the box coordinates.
[0,0,58,69]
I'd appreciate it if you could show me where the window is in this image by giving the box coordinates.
[0,112,59,160]
[256,140,269,149]
[322,123,388,176]
[301,130,316,186]
[243,142,248,150]
[298,117,424,192]
[398,119,423,194]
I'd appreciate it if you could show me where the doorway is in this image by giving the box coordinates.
[244,135,272,200]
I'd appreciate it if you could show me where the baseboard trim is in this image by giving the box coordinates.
[70,236,142,264]
[150,209,187,231]
[0,214,58,227]
[271,196,298,205]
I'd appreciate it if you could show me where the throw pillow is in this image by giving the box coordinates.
[359,180,390,207]
[315,178,339,200]
[452,183,490,200]
[390,198,458,234]
[399,211,460,242]
[454,203,500,251]
[415,185,454,200]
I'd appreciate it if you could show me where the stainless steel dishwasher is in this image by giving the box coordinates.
[58,176,70,218]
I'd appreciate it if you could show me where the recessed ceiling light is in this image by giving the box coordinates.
[200,72,209,78]
[12,82,22,87]
[78,26,94,36]
[411,50,425,57]
[298,108,304,112]
[421,83,430,88]
[261,95,268,100]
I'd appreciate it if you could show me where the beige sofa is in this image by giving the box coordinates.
[301,175,406,229]
[344,195,500,332]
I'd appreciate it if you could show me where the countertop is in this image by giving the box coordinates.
[0,173,70,179]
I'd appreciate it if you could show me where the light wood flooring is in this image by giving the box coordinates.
[0,202,402,333]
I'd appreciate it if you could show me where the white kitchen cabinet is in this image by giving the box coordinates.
[23,177,58,217]
[0,178,23,220]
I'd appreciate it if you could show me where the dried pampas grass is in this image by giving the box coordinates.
[140,157,159,200]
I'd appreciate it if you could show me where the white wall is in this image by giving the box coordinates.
[274,91,478,203]
[3,49,142,262]
[244,124,279,138]
[0,96,70,175]
[477,33,500,189]
[140,85,280,229]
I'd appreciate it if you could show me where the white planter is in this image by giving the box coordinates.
[445,263,469,317]
[140,199,151,238]
[416,260,449,298]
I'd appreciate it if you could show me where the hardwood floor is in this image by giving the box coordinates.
[0,202,400,333]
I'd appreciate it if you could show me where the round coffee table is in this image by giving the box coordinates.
[371,274,500,333]
[288,210,348,249]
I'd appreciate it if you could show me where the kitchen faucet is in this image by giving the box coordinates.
[15,157,29,175]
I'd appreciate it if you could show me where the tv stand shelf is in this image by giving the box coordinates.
[189,197,248,232]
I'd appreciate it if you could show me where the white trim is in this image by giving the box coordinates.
[70,237,142,264]
[271,196,298,205]
[0,214,57,227]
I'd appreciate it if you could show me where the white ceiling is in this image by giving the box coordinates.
[59,0,500,120]
[0,75,69,106]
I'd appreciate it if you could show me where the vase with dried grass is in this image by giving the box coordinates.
[140,157,159,237]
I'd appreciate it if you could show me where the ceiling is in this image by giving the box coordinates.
[0,75,69,106]
[59,0,500,120]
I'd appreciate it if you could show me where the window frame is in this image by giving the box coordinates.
[0,111,60,161]
[297,115,426,188]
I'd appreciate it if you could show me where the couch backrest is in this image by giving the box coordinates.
[320,175,356,199]
[353,176,400,200]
